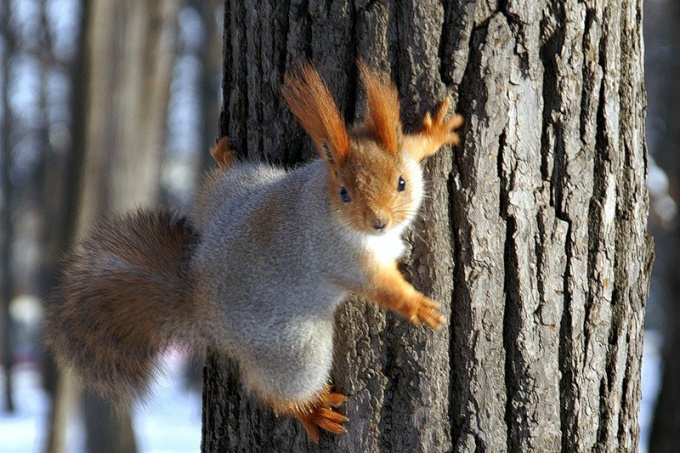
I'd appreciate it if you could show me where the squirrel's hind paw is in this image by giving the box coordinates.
[304,406,347,440]
[280,386,348,443]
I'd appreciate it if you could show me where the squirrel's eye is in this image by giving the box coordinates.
[340,187,351,202]
[397,176,406,192]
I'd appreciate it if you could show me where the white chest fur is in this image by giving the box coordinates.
[362,228,406,265]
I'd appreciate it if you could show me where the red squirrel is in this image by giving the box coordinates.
[44,62,463,441]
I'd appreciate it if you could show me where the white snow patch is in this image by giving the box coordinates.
[0,351,201,453]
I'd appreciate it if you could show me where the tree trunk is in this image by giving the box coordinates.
[0,1,16,414]
[46,1,181,452]
[202,1,652,451]
[195,0,224,173]
[44,0,90,447]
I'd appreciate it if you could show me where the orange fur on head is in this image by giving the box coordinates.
[358,61,402,155]
[281,64,351,165]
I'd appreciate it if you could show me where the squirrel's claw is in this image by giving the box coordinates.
[320,386,346,408]
[316,407,349,433]
[423,111,433,130]
[433,98,451,125]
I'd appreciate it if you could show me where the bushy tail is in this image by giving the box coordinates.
[44,209,201,406]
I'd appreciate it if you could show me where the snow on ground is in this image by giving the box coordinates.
[0,351,201,453]
[0,332,666,452]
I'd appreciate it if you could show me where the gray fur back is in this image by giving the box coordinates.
[191,160,359,402]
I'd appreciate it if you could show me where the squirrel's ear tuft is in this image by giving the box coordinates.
[281,63,350,165]
[358,61,401,156]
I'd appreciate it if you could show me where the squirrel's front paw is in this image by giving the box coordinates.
[403,294,444,330]
[421,98,464,147]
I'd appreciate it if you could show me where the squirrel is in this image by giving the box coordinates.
[44,62,463,442]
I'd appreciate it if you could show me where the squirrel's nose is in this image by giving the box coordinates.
[370,212,390,231]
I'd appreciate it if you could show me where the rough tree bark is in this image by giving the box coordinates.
[202,1,652,451]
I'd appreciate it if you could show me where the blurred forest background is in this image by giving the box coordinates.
[0,0,220,451]
[0,0,676,452]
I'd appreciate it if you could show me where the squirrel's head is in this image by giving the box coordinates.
[282,62,425,235]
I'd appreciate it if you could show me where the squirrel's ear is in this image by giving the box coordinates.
[358,61,402,156]
[281,64,350,166]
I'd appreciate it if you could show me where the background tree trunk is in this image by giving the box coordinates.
[0,78,15,409]
[194,0,224,173]
[644,0,680,450]
[80,2,181,450]
[0,1,16,414]
[202,0,652,451]
[46,1,181,451]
